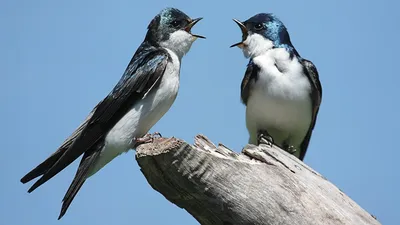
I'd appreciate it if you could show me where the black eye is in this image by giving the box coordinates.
[254,23,263,31]
[171,20,181,27]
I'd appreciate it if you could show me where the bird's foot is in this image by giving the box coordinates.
[134,134,153,145]
[283,142,297,154]
[257,130,274,147]
[133,132,162,148]
[286,145,297,154]
[152,131,162,138]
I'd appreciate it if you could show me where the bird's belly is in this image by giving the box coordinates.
[105,79,179,151]
[87,84,179,176]
[88,65,180,176]
[246,84,312,147]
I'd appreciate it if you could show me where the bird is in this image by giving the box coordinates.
[230,13,322,160]
[20,7,204,219]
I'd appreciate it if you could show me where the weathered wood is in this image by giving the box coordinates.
[135,135,380,225]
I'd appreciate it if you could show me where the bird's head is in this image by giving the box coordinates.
[231,13,294,58]
[145,8,204,58]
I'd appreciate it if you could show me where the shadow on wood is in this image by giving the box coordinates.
[135,135,380,225]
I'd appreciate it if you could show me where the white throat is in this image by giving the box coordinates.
[242,33,274,58]
[160,30,197,60]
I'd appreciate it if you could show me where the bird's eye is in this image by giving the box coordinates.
[171,20,181,27]
[254,23,263,31]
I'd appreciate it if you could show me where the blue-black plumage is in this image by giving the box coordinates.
[20,7,204,219]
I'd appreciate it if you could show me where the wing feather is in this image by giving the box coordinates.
[299,59,322,160]
[21,43,170,193]
[240,60,260,105]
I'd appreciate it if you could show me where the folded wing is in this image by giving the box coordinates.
[21,43,170,193]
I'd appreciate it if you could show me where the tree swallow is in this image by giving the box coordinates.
[20,7,204,219]
[231,13,322,160]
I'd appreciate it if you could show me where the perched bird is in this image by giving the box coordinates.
[20,7,204,219]
[231,13,322,160]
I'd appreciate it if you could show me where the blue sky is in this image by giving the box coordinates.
[1,0,399,224]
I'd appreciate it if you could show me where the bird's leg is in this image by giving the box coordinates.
[152,131,162,138]
[257,129,274,147]
[286,146,297,154]
[133,134,153,147]
[132,132,163,148]
[282,141,297,154]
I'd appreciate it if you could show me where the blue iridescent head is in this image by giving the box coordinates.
[145,8,204,44]
[144,8,205,58]
[231,13,298,58]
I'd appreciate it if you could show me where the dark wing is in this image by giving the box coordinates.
[20,109,95,184]
[241,60,260,105]
[21,43,169,192]
[299,59,322,160]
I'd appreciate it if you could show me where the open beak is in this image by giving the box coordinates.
[230,19,248,48]
[185,17,206,39]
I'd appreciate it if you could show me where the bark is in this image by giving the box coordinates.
[135,135,380,225]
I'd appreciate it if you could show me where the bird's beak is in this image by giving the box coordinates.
[185,17,206,39]
[230,19,248,48]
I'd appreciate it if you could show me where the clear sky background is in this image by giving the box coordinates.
[1,0,399,224]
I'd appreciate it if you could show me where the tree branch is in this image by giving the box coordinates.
[135,135,380,225]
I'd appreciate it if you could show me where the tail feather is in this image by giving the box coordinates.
[27,146,84,193]
[21,136,76,186]
[21,108,106,219]
[20,112,93,188]
[58,143,103,219]
[20,151,65,184]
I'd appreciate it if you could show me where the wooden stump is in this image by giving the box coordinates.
[135,135,380,225]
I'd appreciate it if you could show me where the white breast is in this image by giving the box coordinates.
[246,48,312,147]
[88,49,180,176]
[105,48,180,149]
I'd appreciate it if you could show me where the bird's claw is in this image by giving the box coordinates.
[286,145,297,154]
[152,131,162,138]
[134,134,154,145]
[257,130,274,147]
[283,142,297,154]
[133,132,163,148]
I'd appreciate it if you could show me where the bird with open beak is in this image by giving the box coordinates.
[231,13,322,161]
[21,7,204,219]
